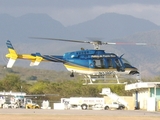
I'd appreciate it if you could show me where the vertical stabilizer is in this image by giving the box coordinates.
[5,40,18,68]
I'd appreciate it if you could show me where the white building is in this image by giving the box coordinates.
[125,82,160,111]
[0,91,26,108]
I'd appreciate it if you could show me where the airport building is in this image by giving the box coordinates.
[125,82,160,111]
[0,91,26,96]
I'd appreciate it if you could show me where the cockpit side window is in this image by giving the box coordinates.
[93,59,104,68]
[107,58,113,68]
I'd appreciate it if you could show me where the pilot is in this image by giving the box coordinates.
[90,60,96,67]
[81,47,84,50]
[93,60,96,66]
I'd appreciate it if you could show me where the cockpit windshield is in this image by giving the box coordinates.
[121,58,133,68]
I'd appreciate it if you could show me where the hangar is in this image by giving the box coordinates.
[125,82,160,111]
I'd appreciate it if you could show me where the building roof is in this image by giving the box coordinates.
[125,82,160,91]
[0,91,26,96]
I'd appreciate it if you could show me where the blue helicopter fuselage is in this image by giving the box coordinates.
[63,49,120,68]
[39,49,138,75]
[57,49,138,75]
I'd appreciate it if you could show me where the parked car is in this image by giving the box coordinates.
[92,102,125,110]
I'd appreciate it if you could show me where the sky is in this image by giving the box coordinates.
[1,0,160,26]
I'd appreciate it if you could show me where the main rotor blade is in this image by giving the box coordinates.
[30,37,90,44]
[103,42,147,45]
[30,37,159,47]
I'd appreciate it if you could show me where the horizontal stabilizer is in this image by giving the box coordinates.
[30,53,43,66]
[30,61,35,66]
[30,61,41,66]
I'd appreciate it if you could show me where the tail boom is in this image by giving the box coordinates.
[5,40,63,68]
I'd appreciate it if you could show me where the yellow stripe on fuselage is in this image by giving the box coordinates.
[64,63,138,75]
[64,63,116,72]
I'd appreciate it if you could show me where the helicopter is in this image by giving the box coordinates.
[5,38,144,84]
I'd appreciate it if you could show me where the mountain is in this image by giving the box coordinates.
[67,13,160,40]
[0,12,160,78]
[0,13,74,42]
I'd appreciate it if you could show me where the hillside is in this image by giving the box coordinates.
[0,65,80,82]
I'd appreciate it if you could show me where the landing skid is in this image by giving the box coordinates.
[83,74,126,85]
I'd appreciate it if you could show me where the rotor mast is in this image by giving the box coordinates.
[91,41,102,50]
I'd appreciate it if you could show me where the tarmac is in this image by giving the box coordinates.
[0,109,160,117]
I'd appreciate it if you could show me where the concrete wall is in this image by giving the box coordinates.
[131,88,160,110]
[157,100,160,111]
[132,89,149,110]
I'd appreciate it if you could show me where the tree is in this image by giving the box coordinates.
[1,74,22,91]
[28,80,50,94]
